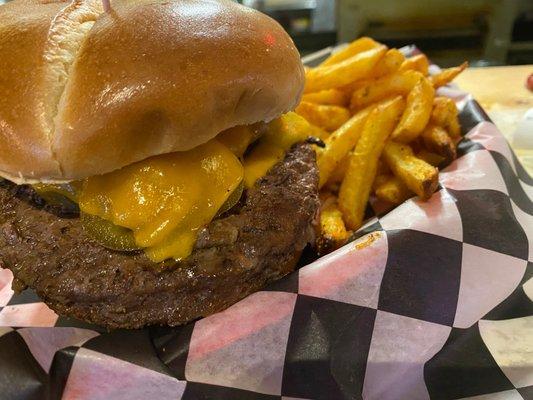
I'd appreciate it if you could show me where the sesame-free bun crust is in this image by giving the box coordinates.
[0,0,305,183]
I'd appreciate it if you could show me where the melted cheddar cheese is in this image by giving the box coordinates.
[78,140,243,262]
[244,112,319,187]
[35,115,316,263]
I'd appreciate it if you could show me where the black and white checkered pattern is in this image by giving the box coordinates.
[0,57,531,399]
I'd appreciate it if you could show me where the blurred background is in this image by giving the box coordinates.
[1,0,530,66]
[237,0,533,67]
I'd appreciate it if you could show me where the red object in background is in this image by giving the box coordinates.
[527,73,533,91]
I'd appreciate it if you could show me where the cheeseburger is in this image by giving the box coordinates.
[0,0,319,328]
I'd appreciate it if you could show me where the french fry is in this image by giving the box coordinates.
[421,124,457,163]
[431,97,461,138]
[316,200,351,255]
[305,45,387,93]
[295,102,350,132]
[317,105,375,187]
[350,70,423,111]
[340,49,406,94]
[391,76,435,142]
[399,54,430,75]
[338,80,367,97]
[369,48,406,78]
[417,149,445,167]
[325,155,350,186]
[383,141,439,200]
[375,175,413,204]
[320,37,380,67]
[430,62,468,88]
[338,96,405,230]
[302,89,349,107]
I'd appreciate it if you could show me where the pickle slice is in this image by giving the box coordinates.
[215,180,244,217]
[81,212,142,251]
[33,183,79,202]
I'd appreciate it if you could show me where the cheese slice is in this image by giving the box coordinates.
[244,112,317,187]
[78,139,243,262]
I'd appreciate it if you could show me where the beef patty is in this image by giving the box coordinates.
[0,144,319,329]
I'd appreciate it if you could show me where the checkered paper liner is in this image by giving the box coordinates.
[1,51,532,400]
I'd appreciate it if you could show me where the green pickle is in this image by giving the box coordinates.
[33,183,80,212]
[34,178,244,254]
[81,212,142,252]
[216,180,244,217]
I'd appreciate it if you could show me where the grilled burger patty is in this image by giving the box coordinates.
[0,144,319,329]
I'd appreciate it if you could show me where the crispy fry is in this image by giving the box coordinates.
[295,102,350,132]
[431,97,461,138]
[383,141,439,200]
[340,50,405,94]
[421,124,457,164]
[320,37,380,67]
[375,175,413,204]
[316,200,351,255]
[391,76,435,142]
[399,54,430,75]
[430,62,468,88]
[369,48,405,78]
[350,70,423,111]
[417,149,445,167]
[317,105,375,187]
[305,45,387,94]
[431,97,456,125]
[302,89,349,107]
[338,96,406,230]
[325,155,350,186]
[338,80,367,97]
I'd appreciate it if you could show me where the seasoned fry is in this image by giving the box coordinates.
[305,45,387,93]
[447,114,461,138]
[430,62,468,88]
[325,155,350,186]
[302,89,349,107]
[317,105,375,187]
[417,149,445,167]
[299,37,467,256]
[316,200,351,255]
[350,70,423,111]
[431,97,461,138]
[339,96,405,230]
[369,48,405,78]
[431,97,456,125]
[320,37,380,67]
[295,102,350,132]
[338,80,367,97]
[399,54,430,75]
[375,175,413,204]
[383,141,439,200]
[421,124,457,163]
[391,76,435,142]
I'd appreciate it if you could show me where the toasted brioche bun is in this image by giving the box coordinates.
[0,0,305,184]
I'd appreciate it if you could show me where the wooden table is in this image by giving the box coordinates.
[454,65,533,173]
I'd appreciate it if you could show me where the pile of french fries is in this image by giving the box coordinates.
[297,37,468,255]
